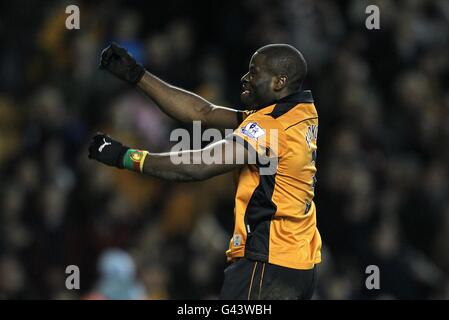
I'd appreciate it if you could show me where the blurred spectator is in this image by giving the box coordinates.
[83,248,146,300]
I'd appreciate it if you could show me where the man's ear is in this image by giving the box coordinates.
[273,75,288,91]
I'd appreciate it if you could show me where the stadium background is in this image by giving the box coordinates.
[0,0,448,299]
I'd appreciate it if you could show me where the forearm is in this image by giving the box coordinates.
[137,71,214,124]
[143,137,247,181]
[142,151,206,182]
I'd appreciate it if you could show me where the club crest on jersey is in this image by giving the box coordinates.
[241,122,265,140]
[233,234,243,246]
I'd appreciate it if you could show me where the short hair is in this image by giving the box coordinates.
[256,44,307,91]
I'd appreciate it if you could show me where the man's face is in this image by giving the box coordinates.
[241,53,276,109]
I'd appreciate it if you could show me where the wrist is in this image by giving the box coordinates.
[130,63,146,85]
[136,70,148,88]
[116,146,130,169]
[122,149,149,172]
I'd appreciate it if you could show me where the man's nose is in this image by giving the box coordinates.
[241,72,249,83]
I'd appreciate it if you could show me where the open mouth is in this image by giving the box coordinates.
[242,84,251,95]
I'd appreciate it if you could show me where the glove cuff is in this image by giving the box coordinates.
[129,63,146,84]
[116,146,130,169]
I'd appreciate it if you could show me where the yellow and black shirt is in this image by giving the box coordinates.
[227,90,321,270]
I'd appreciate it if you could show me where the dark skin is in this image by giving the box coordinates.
[135,49,295,181]
[142,139,251,181]
[240,52,292,109]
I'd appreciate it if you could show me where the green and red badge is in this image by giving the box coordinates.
[123,149,149,173]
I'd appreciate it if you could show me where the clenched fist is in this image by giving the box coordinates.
[88,133,129,168]
[99,43,145,84]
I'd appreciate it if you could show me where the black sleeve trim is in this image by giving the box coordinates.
[237,111,244,124]
[285,117,318,131]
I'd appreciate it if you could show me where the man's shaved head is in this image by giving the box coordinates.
[241,44,308,108]
[256,44,307,91]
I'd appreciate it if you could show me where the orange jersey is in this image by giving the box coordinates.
[227,90,321,270]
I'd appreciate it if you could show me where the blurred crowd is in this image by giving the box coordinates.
[0,0,448,299]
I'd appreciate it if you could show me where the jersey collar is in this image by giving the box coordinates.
[259,90,314,118]
[276,90,314,104]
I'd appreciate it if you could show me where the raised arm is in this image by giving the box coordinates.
[99,43,241,130]
[137,72,240,129]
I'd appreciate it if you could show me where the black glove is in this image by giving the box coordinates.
[88,133,129,169]
[99,43,145,84]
